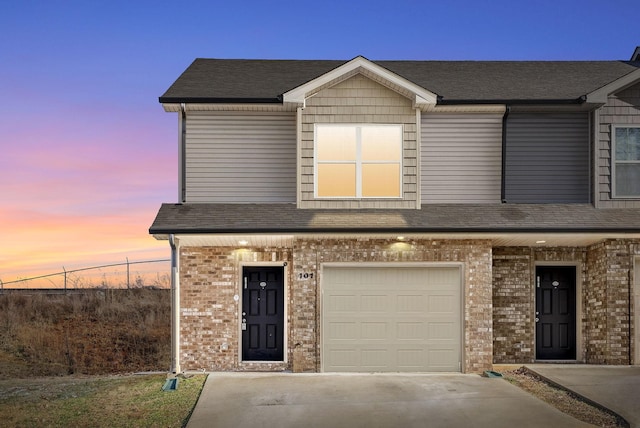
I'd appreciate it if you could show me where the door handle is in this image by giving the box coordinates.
[535,317,540,323]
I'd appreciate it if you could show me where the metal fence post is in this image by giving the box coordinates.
[63,266,67,293]
[126,257,130,289]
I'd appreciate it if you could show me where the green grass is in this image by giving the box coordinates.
[0,374,206,428]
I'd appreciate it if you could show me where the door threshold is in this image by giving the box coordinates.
[533,360,580,364]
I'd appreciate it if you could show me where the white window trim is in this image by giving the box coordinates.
[313,123,404,199]
[612,124,640,199]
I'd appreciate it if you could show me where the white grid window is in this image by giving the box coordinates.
[315,124,403,198]
[613,125,640,198]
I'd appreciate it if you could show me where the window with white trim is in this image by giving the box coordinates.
[613,125,640,198]
[315,124,402,198]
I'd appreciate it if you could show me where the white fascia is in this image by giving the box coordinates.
[282,56,439,110]
[586,68,640,104]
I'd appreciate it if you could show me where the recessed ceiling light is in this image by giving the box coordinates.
[536,240,546,244]
[238,240,249,246]
[397,236,406,241]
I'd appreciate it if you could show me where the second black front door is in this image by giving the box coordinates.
[242,266,284,361]
[535,266,576,360]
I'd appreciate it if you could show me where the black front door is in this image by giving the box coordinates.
[242,266,284,361]
[536,266,576,360]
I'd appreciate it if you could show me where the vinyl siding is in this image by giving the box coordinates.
[505,113,589,203]
[421,114,502,203]
[597,82,640,208]
[299,73,418,209]
[298,74,418,208]
[185,111,296,203]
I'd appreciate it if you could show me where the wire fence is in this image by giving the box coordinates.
[0,258,171,291]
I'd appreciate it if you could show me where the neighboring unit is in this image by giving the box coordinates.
[151,51,640,374]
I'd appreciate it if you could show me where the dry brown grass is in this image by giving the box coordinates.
[0,289,170,378]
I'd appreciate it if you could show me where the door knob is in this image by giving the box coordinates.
[535,317,540,322]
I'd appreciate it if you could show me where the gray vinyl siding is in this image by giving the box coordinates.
[504,113,589,203]
[421,114,502,203]
[597,82,640,208]
[184,111,296,203]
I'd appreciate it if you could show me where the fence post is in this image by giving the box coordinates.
[126,257,130,289]
[63,266,67,293]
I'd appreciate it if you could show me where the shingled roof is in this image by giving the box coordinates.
[159,58,640,104]
[150,203,640,235]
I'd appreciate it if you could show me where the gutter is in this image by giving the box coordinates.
[159,96,282,104]
[169,234,180,374]
[150,226,640,235]
[436,96,587,105]
[179,104,186,203]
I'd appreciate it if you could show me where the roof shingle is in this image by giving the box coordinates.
[149,203,640,234]
[159,58,640,103]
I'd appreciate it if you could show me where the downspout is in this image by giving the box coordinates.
[501,105,511,203]
[629,242,634,365]
[179,104,187,203]
[169,234,181,374]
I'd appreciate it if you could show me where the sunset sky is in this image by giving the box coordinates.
[1,0,638,283]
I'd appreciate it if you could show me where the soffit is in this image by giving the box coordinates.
[162,232,640,248]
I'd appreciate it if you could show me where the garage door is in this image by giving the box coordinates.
[322,265,461,372]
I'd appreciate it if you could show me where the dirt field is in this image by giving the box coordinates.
[0,289,170,378]
[0,290,628,426]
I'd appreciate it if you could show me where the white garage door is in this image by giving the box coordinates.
[322,265,461,372]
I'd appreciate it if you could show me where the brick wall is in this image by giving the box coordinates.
[492,247,586,363]
[492,247,534,363]
[178,238,493,373]
[177,238,638,371]
[584,239,636,364]
[493,241,638,365]
[292,238,493,373]
[179,246,293,371]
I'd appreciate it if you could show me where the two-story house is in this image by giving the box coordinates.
[150,52,640,374]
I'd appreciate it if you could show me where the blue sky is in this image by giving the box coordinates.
[0,0,637,280]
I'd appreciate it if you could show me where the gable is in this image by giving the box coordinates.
[283,56,437,110]
[299,74,418,209]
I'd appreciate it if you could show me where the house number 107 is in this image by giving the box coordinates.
[298,273,314,279]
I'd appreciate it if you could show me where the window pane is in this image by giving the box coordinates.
[615,163,640,197]
[317,164,356,197]
[317,126,357,161]
[362,164,401,197]
[616,127,640,161]
[361,126,402,161]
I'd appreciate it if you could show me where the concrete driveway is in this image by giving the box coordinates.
[525,365,640,428]
[186,372,592,428]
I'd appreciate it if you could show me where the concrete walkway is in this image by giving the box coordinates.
[186,372,592,428]
[525,365,640,428]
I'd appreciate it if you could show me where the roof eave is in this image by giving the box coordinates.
[149,226,640,235]
[586,67,640,103]
[437,97,587,105]
[158,97,282,104]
